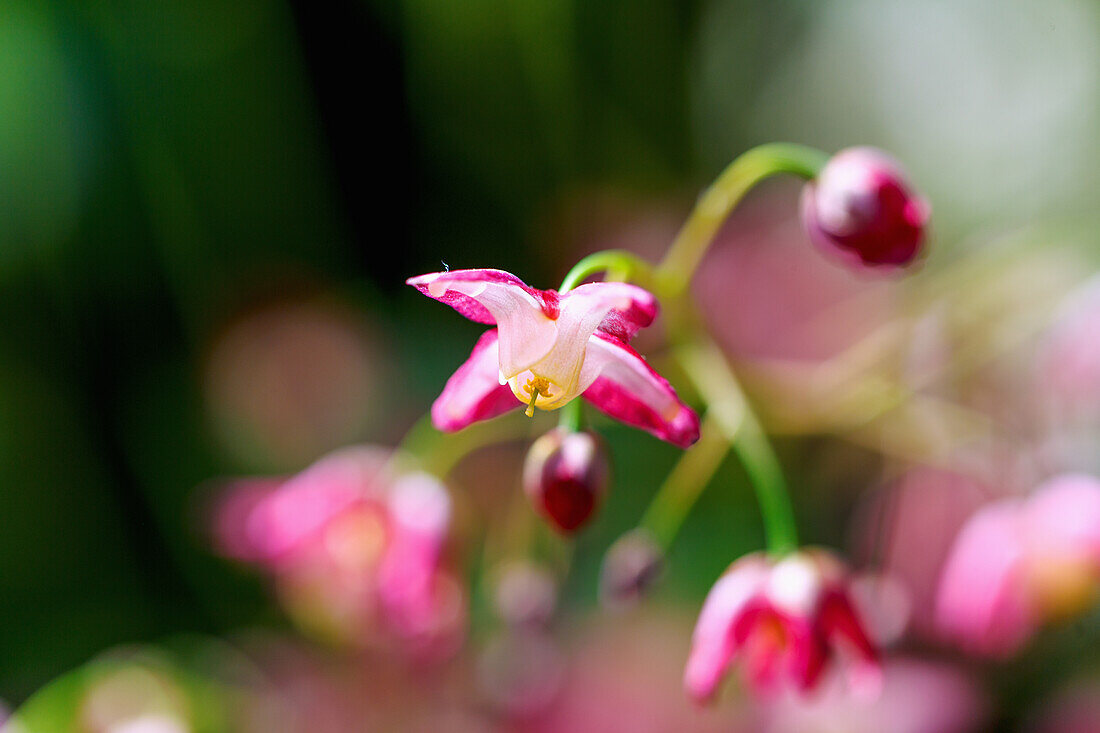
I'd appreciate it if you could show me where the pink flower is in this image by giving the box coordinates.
[801,147,929,269]
[214,446,465,657]
[935,473,1100,657]
[407,269,700,447]
[684,550,880,703]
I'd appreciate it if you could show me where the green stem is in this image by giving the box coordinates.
[558,249,656,293]
[730,408,799,555]
[674,336,799,556]
[658,143,829,295]
[397,412,530,478]
[558,397,584,433]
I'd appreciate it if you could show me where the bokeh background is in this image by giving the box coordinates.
[3,0,1100,730]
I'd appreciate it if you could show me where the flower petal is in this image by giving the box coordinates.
[515,282,657,400]
[379,473,452,630]
[247,447,392,562]
[685,557,770,703]
[817,588,882,695]
[565,281,658,342]
[934,500,1033,657]
[431,330,520,431]
[408,269,559,378]
[579,334,700,447]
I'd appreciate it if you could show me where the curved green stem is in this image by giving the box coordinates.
[674,335,799,556]
[730,408,799,555]
[658,143,829,295]
[397,412,530,478]
[558,249,656,293]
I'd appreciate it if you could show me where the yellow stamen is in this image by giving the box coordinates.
[522,377,553,417]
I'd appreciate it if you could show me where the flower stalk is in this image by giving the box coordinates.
[659,143,829,295]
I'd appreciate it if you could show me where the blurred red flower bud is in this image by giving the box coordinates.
[523,428,610,533]
[599,529,665,610]
[800,147,929,269]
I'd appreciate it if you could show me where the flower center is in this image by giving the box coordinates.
[522,376,554,417]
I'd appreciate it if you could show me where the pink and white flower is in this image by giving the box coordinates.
[213,446,465,658]
[685,549,880,703]
[407,269,699,448]
[935,473,1100,657]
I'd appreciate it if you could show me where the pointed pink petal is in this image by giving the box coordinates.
[819,588,878,664]
[563,281,658,343]
[580,334,700,448]
[934,500,1034,657]
[408,269,559,380]
[431,330,520,431]
[684,557,769,703]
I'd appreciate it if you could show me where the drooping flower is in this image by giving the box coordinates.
[407,269,700,448]
[213,446,465,658]
[935,473,1100,657]
[800,147,929,269]
[684,549,880,703]
[523,428,610,533]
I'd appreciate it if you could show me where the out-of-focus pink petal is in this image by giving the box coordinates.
[581,334,700,448]
[563,281,658,343]
[408,270,559,379]
[378,473,453,637]
[934,501,1033,656]
[817,589,882,698]
[684,558,770,703]
[247,447,391,562]
[1025,473,1100,561]
[431,330,520,432]
[212,478,283,562]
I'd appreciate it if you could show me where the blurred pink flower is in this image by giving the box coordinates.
[214,446,465,657]
[684,549,880,703]
[759,657,986,733]
[408,269,699,447]
[935,473,1100,657]
[801,147,929,269]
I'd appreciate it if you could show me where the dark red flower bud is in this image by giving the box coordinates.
[523,428,609,533]
[801,147,929,269]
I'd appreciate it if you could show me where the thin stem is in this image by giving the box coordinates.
[730,409,799,555]
[658,143,829,295]
[639,415,730,549]
[674,335,799,555]
[397,412,530,478]
[558,249,656,293]
[558,397,584,433]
